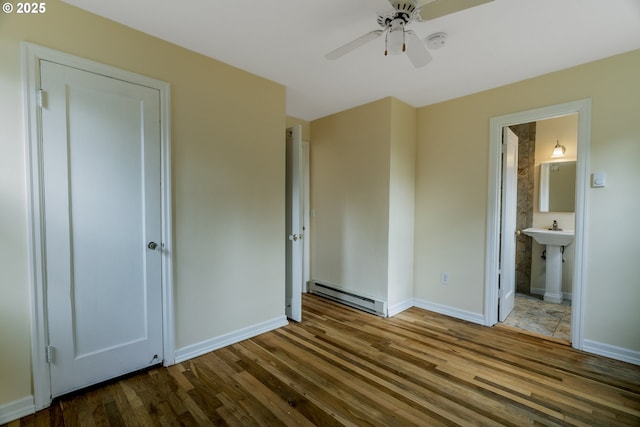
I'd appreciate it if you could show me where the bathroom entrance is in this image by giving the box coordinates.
[501,115,577,341]
[485,99,591,350]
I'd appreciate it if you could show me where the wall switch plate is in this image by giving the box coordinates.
[440,272,450,285]
[592,172,606,188]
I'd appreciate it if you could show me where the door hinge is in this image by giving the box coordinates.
[37,89,47,109]
[46,345,55,364]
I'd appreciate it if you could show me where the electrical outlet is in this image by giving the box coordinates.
[440,272,450,285]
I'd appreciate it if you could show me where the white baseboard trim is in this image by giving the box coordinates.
[530,288,572,301]
[582,339,640,366]
[413,298,485,325]
[0,396,35,424]
[388,298,414,317]
[174,315,288,364]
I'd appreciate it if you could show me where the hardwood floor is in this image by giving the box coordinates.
[6,294,640,426]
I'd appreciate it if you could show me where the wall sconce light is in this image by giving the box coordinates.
[551,140,566,158]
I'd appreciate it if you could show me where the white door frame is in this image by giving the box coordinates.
[301,140,311,292]
[22,42,174,410]
[484,99,591,350]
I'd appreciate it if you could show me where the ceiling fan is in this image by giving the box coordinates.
[325,0,493,68]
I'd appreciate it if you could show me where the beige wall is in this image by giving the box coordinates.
[415,49,640,351]
[0,0,286,406]
[388,99,416,308]
[310,98,391,300]
[415,99,489,313]
[309,98,416,309]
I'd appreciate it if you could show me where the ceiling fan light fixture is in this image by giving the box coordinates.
[327,0,465,68]
[386,25,406,55]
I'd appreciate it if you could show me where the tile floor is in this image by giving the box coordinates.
[502,293,571,341]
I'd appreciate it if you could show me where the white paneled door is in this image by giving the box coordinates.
[499,127,518,322]
[285,125,303,322]
[40,60,163,397]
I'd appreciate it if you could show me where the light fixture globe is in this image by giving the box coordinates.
[551,140,566,158]
[386,25,406,55]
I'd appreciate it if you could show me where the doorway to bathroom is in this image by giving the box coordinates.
[484,99,591,350]
[501,115,577,342]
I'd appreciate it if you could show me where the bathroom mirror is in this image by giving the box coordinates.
[539,161,576,212]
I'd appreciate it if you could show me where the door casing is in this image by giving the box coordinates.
[22,42,174,410]
[484,99,591,350]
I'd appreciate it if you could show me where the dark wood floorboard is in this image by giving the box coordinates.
[4,294,640,426]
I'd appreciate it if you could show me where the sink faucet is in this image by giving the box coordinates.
[552,220,559,230]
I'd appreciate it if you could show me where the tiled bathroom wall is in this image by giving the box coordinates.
[510,123,536,295]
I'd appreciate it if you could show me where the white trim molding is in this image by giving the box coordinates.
[388,298,415,317]
[583,340,640,366]
[175,316,289,364]
[0,396,35,425]
[21,42,174,410]
[530,288,572,301]
[413,298,485,325]
[485,99,591,352]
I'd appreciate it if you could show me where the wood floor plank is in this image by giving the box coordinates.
[234,337,387,426]
[289,312,547,425]
[4,294,640,426]
[253,337,403,425]
[198,352,287,426]
[275,326,506,427]
[267,329,458,426]
[220,346,344,427]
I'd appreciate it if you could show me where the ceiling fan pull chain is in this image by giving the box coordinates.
[384,30,389,56]
[402,26,407,52]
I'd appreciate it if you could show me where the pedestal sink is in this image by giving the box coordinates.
[522,228,574,304]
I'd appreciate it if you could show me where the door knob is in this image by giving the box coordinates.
[147,241,158,250]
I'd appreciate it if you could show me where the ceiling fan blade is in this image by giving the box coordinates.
[405,31,432,68]
[387,0,438,9]
[418,0,493,21]
[325,30,384,60]
[412,0,439,9]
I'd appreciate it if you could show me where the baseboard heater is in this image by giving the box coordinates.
[309,281,387,317]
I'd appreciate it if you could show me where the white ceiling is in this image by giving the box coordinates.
[61,0,640,121]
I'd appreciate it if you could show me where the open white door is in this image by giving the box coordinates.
[40,60,163,396]
[499,127,518,322]
[285,125,303,321]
